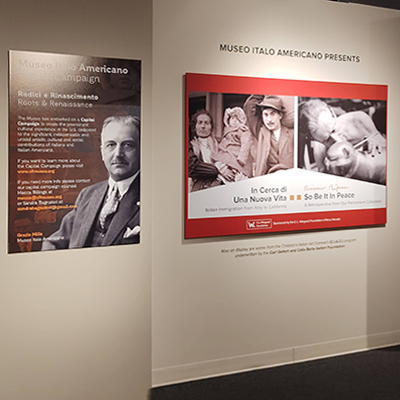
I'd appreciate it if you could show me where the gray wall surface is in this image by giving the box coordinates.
[0,1,152,399]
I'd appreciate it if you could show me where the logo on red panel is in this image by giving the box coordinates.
[246,219,273,230]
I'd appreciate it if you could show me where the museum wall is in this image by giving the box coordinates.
[152,0,400,385]
[0,1,152,400]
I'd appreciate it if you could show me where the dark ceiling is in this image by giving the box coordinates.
[329,0,400,10]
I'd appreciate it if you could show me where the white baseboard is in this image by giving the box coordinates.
[152,331,400,387]
[294,331,400,362]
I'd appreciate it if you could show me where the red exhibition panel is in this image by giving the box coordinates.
[185,73,387,239]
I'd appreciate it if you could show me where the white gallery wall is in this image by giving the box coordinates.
[1,0,400,396]
[152,0,400,385]
[0,1,152,400]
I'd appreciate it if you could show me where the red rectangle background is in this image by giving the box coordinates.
[185,73,387,239]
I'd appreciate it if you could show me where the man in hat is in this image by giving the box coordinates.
[244,94,294,176]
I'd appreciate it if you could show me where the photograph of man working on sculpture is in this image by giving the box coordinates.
[188,92,295,192]
[298,96,387,185]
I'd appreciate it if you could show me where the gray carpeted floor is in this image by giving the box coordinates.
[150,345,400,400]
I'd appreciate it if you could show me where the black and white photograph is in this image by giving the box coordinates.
[185,73,387,238]
[298,96,387,185]
[41,115,141,250]
[188,92,295,192]
[8,51,141,253]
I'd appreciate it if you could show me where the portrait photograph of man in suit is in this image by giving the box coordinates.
[42,115,141,250]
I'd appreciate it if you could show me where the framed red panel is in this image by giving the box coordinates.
[185,73,387,239]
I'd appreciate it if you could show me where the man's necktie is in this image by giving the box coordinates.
[99,185,121,229]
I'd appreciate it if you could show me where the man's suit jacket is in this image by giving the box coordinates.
[254,125,294,176]
[42,175,140,250]
[244,94,294,176]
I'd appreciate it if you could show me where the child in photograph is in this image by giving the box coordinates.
[214,107,254,181]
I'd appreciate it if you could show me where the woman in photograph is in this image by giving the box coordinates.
[188,110,235,192]
[214,106,254,180]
